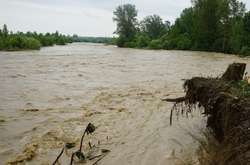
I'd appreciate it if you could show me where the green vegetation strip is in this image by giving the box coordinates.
[113,1,250,56]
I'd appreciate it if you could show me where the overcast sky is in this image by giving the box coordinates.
[0,0,249,37]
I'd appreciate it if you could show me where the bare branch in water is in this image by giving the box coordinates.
[52,147,65,165]
[161,96,186,103]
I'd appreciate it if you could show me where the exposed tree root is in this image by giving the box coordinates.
[165,63,250,165]
[161,97,186,103]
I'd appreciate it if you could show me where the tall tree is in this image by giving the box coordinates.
[217,0,246,52]
[243,11,250,46]
[229,0,246,18]
[113,4,138,47]
[164,21,171,32]
[243,11,250,33]
[2,24,8,37]
[140,15,167,39]
[193,0,220,50]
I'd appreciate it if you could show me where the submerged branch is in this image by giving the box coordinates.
[161,96,186,103]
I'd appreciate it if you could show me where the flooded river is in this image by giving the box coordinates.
[0,43,250,165]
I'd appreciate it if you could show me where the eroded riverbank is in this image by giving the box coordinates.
[0,43,250,164]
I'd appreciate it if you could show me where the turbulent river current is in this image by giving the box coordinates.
[0,43,250,165]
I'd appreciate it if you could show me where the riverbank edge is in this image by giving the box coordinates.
[116,45,250,57]
[165,63,250,164]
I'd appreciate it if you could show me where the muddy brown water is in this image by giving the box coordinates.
[0,43,250,165]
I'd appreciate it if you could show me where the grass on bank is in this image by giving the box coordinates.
[231,79,250,97]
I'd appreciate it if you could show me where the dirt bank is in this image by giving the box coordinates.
[168,63,250,165]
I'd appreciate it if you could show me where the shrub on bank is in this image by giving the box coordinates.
[135,34,150,48]
[23,37,41,50]
[0,24,74,51]
[176,34,192,50]
[124,41,137,48]
[148,39,162,49]
[240,46,250,56]
[116,35,127,47]
[0,36,41,50]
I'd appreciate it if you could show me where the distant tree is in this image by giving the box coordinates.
[55,31,59,37]
[113,4,138,47]
[164,21,171,32]
[2,24,8,37]
[189,0,247,52]
[134,33,150,48]
[140,15,167,39]
[243,11,250,34]
[174,8,195,36]
[0,24,74,51]
[163,7,194,50]
[243,11,250,46]
[148,39,162,49]
[229,0,246,18]
[110,0,249,55]
[230,18,244,53]
[217,0,246,52]
[0,28,3,49]
[192,0,220,50]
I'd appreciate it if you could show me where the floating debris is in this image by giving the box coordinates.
[52,122,110,165]
[86,123,96,135]
[23,109,39,112]
[101,149,110,153]
[0,119,5,122]
[65,143,75,149]
[7,143,38,165]
[75,150,85,161]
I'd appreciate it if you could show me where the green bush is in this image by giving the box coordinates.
[23,37,41,50]
[148,39,162,49]
[161,40,170,49]
[240,46,250,56]
[159,35,168,49]
[0,36,41,50]
[39,37,54,46]
[0,24,73,51]
[176,34,192,50]
[56,38,66,45]
[135,34,150,48]
[124,41,137,48]
[212,38,224,52]
[116,35,127,47]
[233,80,250,97]
[0,39,3,50]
